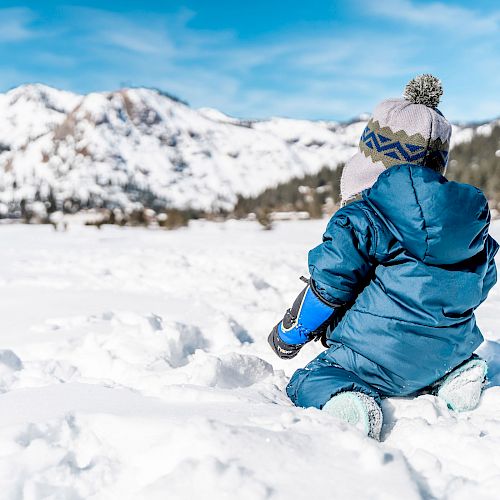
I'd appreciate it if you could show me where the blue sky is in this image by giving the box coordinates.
[0,0,499,121]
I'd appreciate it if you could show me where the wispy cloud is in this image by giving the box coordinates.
[0,7,37,42]
[65,7,177,56]
[363,0,500,36]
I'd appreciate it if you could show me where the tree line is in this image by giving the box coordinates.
[235,123,500,228]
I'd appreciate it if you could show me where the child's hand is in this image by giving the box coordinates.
[267,282,337,359]
[268,323,304,359]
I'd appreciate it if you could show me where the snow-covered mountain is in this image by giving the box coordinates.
[0,84,496,216]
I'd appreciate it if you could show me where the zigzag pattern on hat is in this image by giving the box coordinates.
[359,119,449,171]
[361,127,426,162]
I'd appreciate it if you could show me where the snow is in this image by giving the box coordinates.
[0,85,364,214]
[0,84,489,215]
[451,119,500,147]
[1,219,500,499]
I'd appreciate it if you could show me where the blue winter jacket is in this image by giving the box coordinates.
[308,164,499,396]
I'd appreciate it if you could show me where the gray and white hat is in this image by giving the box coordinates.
[340,74,452,205]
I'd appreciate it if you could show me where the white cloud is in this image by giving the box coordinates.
[64,7,177,56]
[0,7,37,42]
[363,0,500,36]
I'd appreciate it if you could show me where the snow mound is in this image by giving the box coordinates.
[0,414,116,499]
[137,457,272,500]
[6,311,277,399]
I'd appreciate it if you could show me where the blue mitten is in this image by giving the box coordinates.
[268,283,336,359]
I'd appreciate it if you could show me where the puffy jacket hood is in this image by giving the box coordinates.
[364,164,490,265]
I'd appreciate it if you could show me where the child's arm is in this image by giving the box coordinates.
[308,208,375,307]
[481,234,499,304]
[268,206,375,359]
[268,282,338,359]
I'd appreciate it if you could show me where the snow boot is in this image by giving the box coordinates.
[322,391,383,440]
[436,357,488,412]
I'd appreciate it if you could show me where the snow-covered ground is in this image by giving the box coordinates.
[1,219,500,499]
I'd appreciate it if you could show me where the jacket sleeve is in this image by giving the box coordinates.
[481,234,499,304]
[308,205,376,306]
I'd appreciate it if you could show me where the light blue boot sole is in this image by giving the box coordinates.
[322,391,383,440]
[437,358,487,412]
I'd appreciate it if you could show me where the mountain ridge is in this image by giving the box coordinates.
[0,83,497,218]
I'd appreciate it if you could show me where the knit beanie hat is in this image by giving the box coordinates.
[340,74,452,205]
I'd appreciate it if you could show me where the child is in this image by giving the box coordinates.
[268,75,499,440]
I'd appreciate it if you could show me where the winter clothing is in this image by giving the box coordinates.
[277,285,335,345]
[269,75,498,421]
[341,75,452,204]
[268,325,303,359]
[435,357,487,412]
[286,163,498,409]
[322,391,383,440]
[267,283,341,358]
[287,351,382,407]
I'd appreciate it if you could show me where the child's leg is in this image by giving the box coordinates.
[286,350,381,409]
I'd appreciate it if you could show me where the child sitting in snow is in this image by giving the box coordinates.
[268,75,499,440]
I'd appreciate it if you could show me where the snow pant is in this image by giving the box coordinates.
[286,347,382,409]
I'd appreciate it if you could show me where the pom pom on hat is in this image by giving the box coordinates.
[403,74,443,109]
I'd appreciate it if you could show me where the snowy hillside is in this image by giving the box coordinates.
[0,84,365,216]
[0,84,495,217]
[1,220,500,499]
